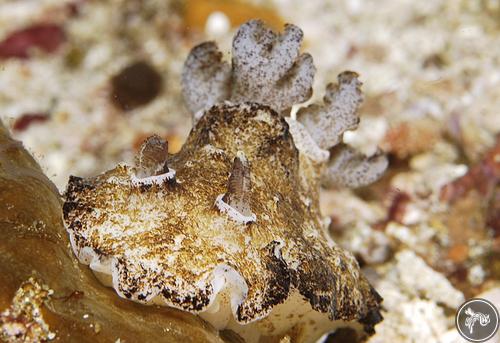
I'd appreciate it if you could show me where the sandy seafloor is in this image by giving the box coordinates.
[0,0,499,342]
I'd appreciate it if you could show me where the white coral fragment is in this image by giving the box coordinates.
[323,144,388,188]
[368,299,448,343]
[297,71,363,150]
[394,250,464,309]
[369,251,465,343]
[181,42,231,115]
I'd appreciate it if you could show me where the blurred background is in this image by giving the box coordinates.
[0,1,499,342]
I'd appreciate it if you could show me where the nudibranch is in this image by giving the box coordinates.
[63,20,387,342]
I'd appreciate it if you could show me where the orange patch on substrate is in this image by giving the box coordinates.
[447,244,469,263]
[382,120,441,159]
[184,0,284,32]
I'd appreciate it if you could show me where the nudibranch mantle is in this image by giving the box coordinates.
[64,20,387,343]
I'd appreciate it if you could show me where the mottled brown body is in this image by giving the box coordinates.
[64,103,382,331]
